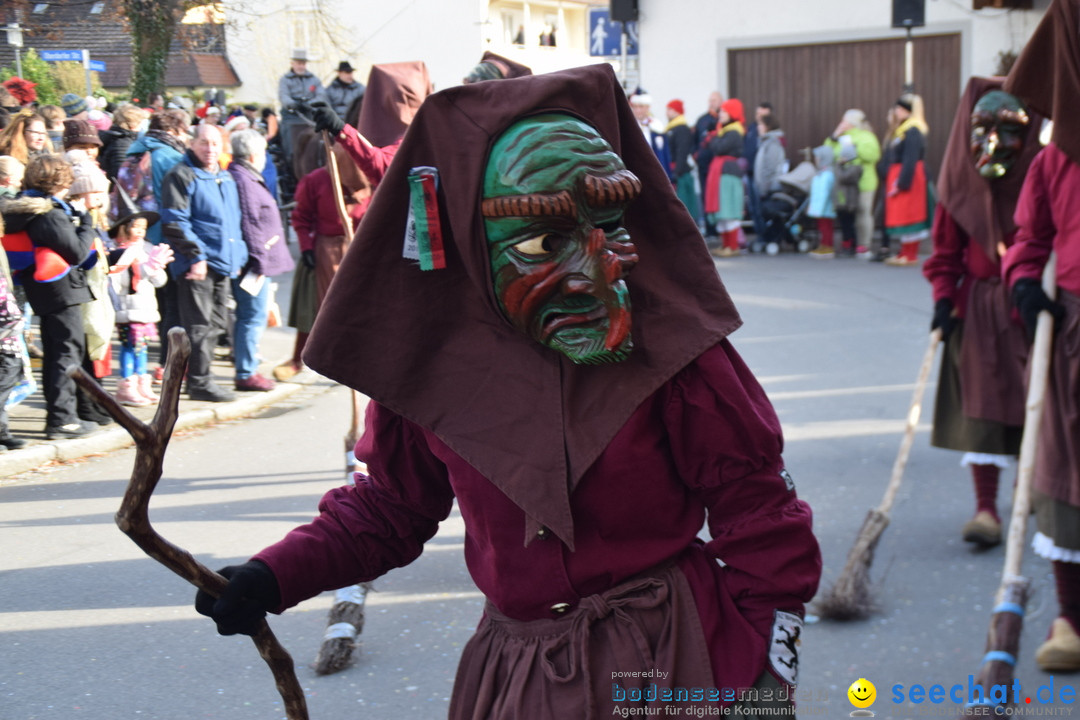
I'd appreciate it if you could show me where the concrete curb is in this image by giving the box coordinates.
[0,382,307,478]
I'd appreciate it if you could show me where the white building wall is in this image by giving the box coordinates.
[225,0,485,106]
[226,0,1048,115]
[637,0,1048,123]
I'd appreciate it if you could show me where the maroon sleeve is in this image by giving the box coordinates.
[290,173,318,253]
[662,341,821,639]
[1003,148,1054,290]
[254,402,455,611]
[337,125,399,186]
[922,205,968,304]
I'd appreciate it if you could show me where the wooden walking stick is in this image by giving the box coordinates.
[67,328,309,720]
[818,327,943,620]
[970,255,1057,707]
[320,129,363,478]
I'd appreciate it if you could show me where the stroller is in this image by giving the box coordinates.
[754,159,816,255]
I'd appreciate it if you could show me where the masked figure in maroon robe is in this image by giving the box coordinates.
[1003,0,1080,673]
[196,64,821,718]
[923,77,1041,549]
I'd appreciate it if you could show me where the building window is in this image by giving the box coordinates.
[288,9,318,58]
[32,4,49,14]
[90,2,105,13]
[502,11,524,46]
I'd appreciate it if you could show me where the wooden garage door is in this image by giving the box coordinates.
[729,33,961,181]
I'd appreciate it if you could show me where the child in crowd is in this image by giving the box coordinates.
[0,181,26,450]
[833,135,863,257]
[0,155,36,409]
[107,196,171,406]
[807,144,837,258]
[65,152,116,395]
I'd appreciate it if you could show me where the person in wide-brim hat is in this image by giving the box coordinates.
[108,184,159,238]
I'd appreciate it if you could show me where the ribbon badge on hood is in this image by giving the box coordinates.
[404,166,446,271]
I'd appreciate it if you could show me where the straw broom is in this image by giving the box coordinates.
[970,255,1057,707]
[818,327,943,620]
[314,582,374,675]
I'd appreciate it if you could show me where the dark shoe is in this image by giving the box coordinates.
[45,421,96,440]
[188,383,236,403]
[235,373,275,392]
[79,405,114,427]
[0,433,27,450]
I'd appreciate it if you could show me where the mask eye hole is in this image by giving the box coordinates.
[513,234,565,257]
[597,221,622,234]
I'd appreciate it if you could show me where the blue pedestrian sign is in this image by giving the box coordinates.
[588,8,638,57]
[38,49,105,72]
[39,49,82,62]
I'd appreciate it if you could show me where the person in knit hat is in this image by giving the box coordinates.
[881,93,932,266]
[63,119,104,161]
[629,91,671,180]
[664,98,699,220]
[65,150,118,411]
[1,78,36,108]
[61,93,89,120]
[704,98,747,257]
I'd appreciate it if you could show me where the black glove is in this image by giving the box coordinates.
[194,561,281,637]
[931,298,957,341]
[290,100,315,123]
[1012,277,1065,341]
[301,249,316,269]
[311,101,345,136]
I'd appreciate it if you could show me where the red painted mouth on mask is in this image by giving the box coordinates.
[539,302,608,341]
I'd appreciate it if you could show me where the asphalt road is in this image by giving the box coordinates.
[0,252,1073,720]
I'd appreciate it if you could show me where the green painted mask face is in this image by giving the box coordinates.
[482,114,640,364]
[970,90,1030,179]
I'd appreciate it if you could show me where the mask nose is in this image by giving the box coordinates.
[562,276,595,294]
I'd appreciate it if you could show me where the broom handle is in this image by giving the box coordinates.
[322,130,355,240]
[1001,253,1058,583]
[877,328,943,515]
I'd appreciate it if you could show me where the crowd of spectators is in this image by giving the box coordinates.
[645,88,929,264]
[0,80,300,443]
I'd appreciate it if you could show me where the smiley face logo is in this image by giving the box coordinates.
[848,678,876,716]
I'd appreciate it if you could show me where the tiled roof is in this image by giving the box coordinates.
[0,0,238,90]
[94,53,240,90]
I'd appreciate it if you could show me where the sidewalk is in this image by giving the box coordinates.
[0,319,319,478]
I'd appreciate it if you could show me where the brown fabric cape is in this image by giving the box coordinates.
[304,64,742,549]
[479,50,533,80]
[1004,0,1080,164]
[936,76,1045,262]
[357,61,432,147]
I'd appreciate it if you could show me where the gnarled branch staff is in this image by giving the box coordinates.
[67,327,309,720]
